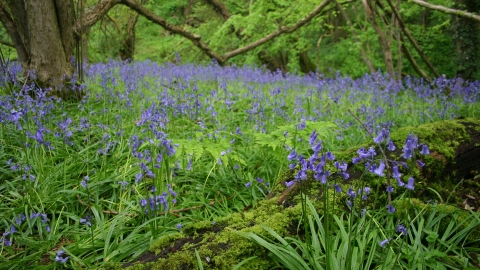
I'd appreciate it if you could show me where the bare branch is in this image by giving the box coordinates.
[0,2,28,62]
[0,38,14,47]
[73,0,121,37]
[119,0,226,63]
[410,0,480,23]
[204,0,231,21]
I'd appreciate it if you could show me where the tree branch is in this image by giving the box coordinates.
[0,38,14,47]
[410,0,480,23]
[0,2,28,63]
[204,0,231,21]
[73,0,121,37]
[223,0,331,61]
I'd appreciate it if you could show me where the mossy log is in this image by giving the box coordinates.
[119,118,480,270]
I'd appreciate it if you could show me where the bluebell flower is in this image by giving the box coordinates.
[55,249,69,263]
[387,140,396,151]
[396,225,407,236]
[285,180,295,188]
[287,150,298,161]
[386,204,396,213]
[379,238,391,247]
[326,151,335,160]
[333,184,342,193]
[46,225,51,233]
[373,161,385,177]
[386,185,394,193]
[80,215,91,227]
[347,188,356,199]
[176,223,182,230]
[309,130,318,147]
[406,177,415,190]
[80,175,89,188]
[392,165,402,180]
[15,214,25,225]
[420,144,430,155]
[361,208,367,217]
[245,182,251,188]
[416,160,425,168]
[297,121,306,130]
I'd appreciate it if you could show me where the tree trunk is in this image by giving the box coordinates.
[0,0,77,97]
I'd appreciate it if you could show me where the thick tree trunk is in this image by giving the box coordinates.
[0,0,77,97]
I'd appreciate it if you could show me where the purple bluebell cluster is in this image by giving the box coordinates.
[139,184,178,214]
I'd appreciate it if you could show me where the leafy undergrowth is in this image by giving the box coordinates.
[0,60,479,269]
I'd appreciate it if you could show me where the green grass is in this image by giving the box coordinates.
[0,60,479,269]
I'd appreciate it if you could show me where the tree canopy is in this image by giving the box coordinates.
[0,0,479,97]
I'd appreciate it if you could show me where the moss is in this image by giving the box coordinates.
[127,118,480,269]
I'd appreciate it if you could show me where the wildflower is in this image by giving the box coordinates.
[312,141,322,153]
[420,144,430,155]
[287,149,298,161]
[140,198,147,208]
[176,223,182,230]
[379,238,391,247]
[387,140,396,151]
[297,121,306,130]
[416,160,425,168]
[326,151,335,161]
[347,188,356,199]
[245,182,251,188]
[333,184,342,193]
[255,178,264,183]
[334,161,348,172]
[396,225,408,236]
[386,185,394,193]
[80,215,91,227]
[135,173,143,183]
[392,165,402,180]
[386,204,396,214]
[309,130,318,147]
[80,175,89,188]
[285,180,295,188]
[360,208,367,217]
[118,181,128,189]
[217,157,223,165]
[373,161,385,177]
[15,214,25,225]
[406,177,415,190]
[55,249,69,263]
[46,225,51,233]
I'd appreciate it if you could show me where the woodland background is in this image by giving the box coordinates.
[0,0,479,81]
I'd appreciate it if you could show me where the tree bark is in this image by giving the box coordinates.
[410,0,480,23]
[24,0,74,87]
[383,0,441,78]
[362,0,395,76]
